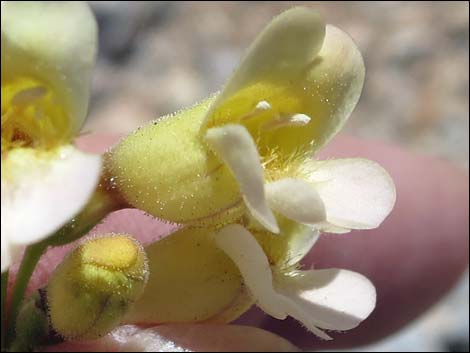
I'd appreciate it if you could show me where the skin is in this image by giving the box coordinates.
[7,134,469,351]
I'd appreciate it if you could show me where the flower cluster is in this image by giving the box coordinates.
[1,2,396,350]
[106,7,396,340]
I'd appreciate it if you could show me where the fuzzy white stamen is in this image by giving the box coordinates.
[263,113,312,131]
[255,100,272,111]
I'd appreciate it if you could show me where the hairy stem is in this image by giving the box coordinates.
[5,183,126,347]
[1,271,9,350]
[6,242,47,346]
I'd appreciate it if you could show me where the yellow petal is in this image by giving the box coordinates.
[1,1,97,135]
[204,7,325,119]
[203,13,364,159]
[206,124,279,234]
[301,24,365,151]
[125,227,252,324]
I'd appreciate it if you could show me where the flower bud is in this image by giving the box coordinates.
[105,98,245,226]
[104,8,364,232]
[47,234,148,340]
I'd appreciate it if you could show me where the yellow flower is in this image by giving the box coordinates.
[107,7,395,234]
[104,7,397,339]
[1,2,101,272]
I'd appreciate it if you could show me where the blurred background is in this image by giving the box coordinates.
[85,2,469,351]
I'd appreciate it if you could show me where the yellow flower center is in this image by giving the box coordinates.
[1,76,70,154]
[206,82,306,155]
[204,75,341,171]
[205,81,317,182]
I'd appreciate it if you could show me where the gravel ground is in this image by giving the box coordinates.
[86,2,469,351]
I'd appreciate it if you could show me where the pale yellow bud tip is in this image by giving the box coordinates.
[47,234,149,341]
[80,235,140,272]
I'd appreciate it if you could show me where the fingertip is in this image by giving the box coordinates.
[75,133,123,154]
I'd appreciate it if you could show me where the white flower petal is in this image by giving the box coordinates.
[1,231,24,273]
[215,224,286,319]
[276,269,376,331]
[304,158,396,230]
[204,7,325,127]
[1,1,97,131]
[266,178,326,224]
[206,125,279,234]
[215,224,332,339]
[278,297,333,340]
[2,145,101,247]
[1,230,12,273]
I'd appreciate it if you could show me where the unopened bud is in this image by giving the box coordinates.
[47,234,148,340]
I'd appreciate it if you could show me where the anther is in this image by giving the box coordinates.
[263,113,312,131]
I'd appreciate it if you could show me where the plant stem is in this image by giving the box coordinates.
[1,271,9,350]
[6,242,47,345]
